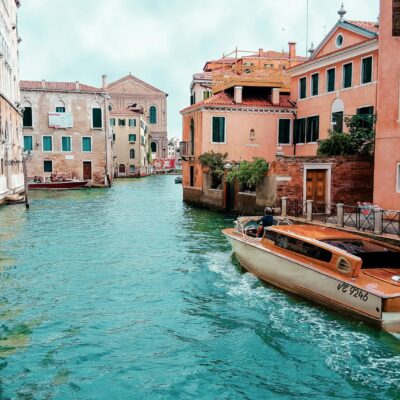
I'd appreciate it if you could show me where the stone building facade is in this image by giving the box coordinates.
[20,80,113,186]
[106,74,168,160]
[0,0,24,205]
[111,106,150,177]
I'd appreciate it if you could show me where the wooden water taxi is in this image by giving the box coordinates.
[223,219,400,332]
[28,179,89,190]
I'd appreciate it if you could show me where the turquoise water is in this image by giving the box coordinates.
[1,176,400,399]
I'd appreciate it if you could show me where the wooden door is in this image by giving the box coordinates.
[83,161,92,180]
[306,169,326,202]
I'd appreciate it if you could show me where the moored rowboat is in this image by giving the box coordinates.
[223,219,400,332]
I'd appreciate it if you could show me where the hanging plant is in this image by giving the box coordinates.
[226,158,268,192]
[198,151,228,179]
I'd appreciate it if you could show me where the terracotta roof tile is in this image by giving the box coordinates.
[181,92,295,113]
[346,20,379,34]
[20,80,103,93]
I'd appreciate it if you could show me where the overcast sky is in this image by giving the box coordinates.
[18,0,379,139]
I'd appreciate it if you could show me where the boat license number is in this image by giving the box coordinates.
[337,282,369,302]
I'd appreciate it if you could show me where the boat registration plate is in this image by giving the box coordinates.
[337,282,369,302]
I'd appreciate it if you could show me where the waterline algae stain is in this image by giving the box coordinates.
[0,176,399,399]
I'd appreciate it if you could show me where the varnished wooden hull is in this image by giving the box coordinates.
[223,229,400,332]
[28,180,89,190]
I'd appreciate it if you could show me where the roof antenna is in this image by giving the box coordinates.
[306,0,309,56]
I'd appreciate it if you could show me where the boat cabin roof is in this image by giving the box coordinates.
[270,225,364,241]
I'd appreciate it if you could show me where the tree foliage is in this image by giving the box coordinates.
[198,151,228,179]
[317,114,375,157]
[225,158,268,191]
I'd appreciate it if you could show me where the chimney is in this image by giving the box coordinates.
[41,79,46,89]
[288,42,296,59]
[102,74,108,90]
[234,86,243,104]
[75,81,80,91]
[259,48,264,56]
[272,88,280,106]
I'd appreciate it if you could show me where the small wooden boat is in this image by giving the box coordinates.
[28,180,89,190]
[175,176,182,184]
[223,219,400,332]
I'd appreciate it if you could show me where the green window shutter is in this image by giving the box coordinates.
[82,137,92,152]
[149,106,157,124]
[43,136,52,151]
[212,117,225,142]
[129,119,136,127]
[110,118,115,126]
[327,69,335,92]
[306,116,320,142]
[62,136,71,151]
[118,119,126,126]
[92,108,102,128]
[23,136,33,151]
[23,107,33,127]
[130,149,135,159]
[56,107,65,113]
[129,134,136,142]
[362,57,372,84]
[343,64,352,88]
[294,119,306,143]
[300,77,307,99]
[278,120,291,144]
[311,74,319,96]
[43,160,52,172]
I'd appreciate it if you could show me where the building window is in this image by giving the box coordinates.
[23,107,33,127]
[92,107,102,128]
[212,116,225,143]
[110,118,116,126]
[299,77,307,99]
[278,119,291,144]
[343,63,353,88]
[129,134,136,142]
[331,112,344,132]
[311,73,319,96]
[151,141,157,153]
[294,118,306,143]
[189,166,194,187]
[23,136,33,151]
[327,68,335,92]
[149,106,157,124]
[130,149,135,159]
[56,106,65,113]
[43,160,53,173]
[393,0,400,36]
[361,56,373,84]
[129,119,136,127]
[203,91,211,100]
[43,136,53,152]
[357,106,374,130]
[336,34,344,48]
[62,136,71,152]
[306,116,320,142]
[129,165,135,173]
[82,137,92,152]
[397,163,400,192]
[190,94,195,105]
[118,119,125,127]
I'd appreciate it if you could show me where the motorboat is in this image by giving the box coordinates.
[175,176,182,184]
[223,217,400,332]
[28,179,89,190]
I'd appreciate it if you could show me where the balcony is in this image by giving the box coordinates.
[180,141,194,160]
[212,64,291,94]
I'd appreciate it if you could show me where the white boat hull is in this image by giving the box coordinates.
[224,232,400,330]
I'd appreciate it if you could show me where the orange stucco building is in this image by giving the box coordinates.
[373,0,400,210]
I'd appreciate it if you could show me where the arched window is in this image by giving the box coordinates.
[149,106,157,124]
[190,118,195,154]
[22,100,33,127]
[151,141,157,153]
[331,98,344,133]
[55,99,66,113]
[130,149,135,159]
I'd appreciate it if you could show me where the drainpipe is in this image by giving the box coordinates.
[102,91,111,187]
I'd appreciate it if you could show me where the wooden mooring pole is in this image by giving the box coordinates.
[22,156,29,209]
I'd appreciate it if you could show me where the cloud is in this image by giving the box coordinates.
[18,0,379,138]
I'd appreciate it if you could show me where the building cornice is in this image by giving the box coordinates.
[181,105,296,116]
[289,39,378,77]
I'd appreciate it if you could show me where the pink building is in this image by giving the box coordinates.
[374,0,400,210]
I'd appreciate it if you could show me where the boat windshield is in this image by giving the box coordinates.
[322,239,400,269]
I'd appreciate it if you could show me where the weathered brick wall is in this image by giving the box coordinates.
[269,155,374,205]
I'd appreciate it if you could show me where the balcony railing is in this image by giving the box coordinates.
[212,64,291,93]
[180,141,194,159]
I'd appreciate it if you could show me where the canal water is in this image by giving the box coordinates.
[1,176,400,399]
